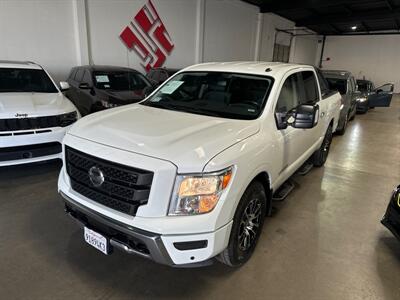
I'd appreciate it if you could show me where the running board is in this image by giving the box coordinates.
[296,161,314,176]
[272,180,295,201]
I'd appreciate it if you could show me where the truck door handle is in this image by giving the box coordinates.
[321,112,326,118]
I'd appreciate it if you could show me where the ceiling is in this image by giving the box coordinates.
[243,0,400,35]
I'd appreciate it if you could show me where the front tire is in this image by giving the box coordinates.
[312,125,333,167]
[218,181,267,267]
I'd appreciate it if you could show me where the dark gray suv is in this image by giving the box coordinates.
[66,65,154,116]
[322,70,358,135]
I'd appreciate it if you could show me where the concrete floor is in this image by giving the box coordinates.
[0,97,399,300]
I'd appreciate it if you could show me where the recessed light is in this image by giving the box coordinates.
[351,26,357,30]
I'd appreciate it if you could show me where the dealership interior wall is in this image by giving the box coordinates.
[1,0,398,91]
[0,0,320,82]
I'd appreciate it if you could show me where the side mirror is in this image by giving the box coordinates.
[275,104,319,130]
[375,89,383,94]
[79,82,92,89]
[59,81,70,91]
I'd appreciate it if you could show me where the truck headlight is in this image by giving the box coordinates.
[169,167,233,216]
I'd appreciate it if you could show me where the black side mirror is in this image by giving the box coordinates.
[275,104,319,130]
[290,104,319,129]
[79,82,91,89]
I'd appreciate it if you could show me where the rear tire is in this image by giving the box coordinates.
[218,181,267,267]
[312,125,333,167]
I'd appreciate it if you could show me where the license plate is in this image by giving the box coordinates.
[84,227,109,255]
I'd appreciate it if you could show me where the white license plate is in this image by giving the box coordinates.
[84,227,109,255]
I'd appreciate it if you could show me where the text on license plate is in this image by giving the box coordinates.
[84,227,109,255]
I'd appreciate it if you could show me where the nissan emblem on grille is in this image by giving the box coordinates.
[88,166,105,187]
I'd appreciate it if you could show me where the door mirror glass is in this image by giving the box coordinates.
[275,104,319,130]
[79,82,91,89]
[289,104,319,129]
[59,81,70,91]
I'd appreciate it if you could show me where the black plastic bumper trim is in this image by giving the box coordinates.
[59,191,174,265]
[174,240,208,251]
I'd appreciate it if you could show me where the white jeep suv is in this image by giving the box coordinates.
[0,61,79,166]
[58,62,341,267]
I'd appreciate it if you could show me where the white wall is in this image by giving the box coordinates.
[0,0,321,81]
[322,35,400,92]
[259,13,294,61]
[87,0,198,70]
[0,0,77,82]
[290,35,320,65]
[203,0,259,62]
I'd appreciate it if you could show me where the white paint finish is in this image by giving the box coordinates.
[203,0,259,61]
[59,62,341,265]
[0,0,77,82]
[322,35,400,92]
[87,0,198,71]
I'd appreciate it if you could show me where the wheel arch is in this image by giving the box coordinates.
[251,171,273,216]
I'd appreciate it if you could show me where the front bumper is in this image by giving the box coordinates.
[356,101,369,112]
[381,202,400,240]
[0,126,70,166]
[59,191,232,266]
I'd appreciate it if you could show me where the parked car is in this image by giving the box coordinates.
[356,79,375,113]
[322,70,358,135]
[146,67,180,86]
[381,185,400,240]
[356,79,394,113]
[58,62,343,267]
[66,65,155,116]
[0,60,79,166]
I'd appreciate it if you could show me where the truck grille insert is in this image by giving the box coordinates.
[65,146,153,216]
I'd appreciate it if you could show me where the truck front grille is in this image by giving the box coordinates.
[0,112,76,132]
[65,146,153,216]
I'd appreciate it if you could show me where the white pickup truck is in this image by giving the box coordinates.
[58,62,341,267]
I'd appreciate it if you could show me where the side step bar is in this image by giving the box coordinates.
[272,180,295,201]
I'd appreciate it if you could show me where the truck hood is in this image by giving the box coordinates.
[0,92,77,118]
[68,104,260,172]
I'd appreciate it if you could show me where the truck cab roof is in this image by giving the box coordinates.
[0,60,42,70]
[182,61,314,78]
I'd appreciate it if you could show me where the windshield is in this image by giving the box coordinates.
[357,81,368,92]
[93,71,151,91]
[0,68,58,93]
[325,78,347,95]
[141,72,273,120]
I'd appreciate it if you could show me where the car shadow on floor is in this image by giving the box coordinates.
[0,160,62,183]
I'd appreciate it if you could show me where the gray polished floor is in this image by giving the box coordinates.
[1,96,399,300]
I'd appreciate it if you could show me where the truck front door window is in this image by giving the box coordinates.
[275,73,301,113]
